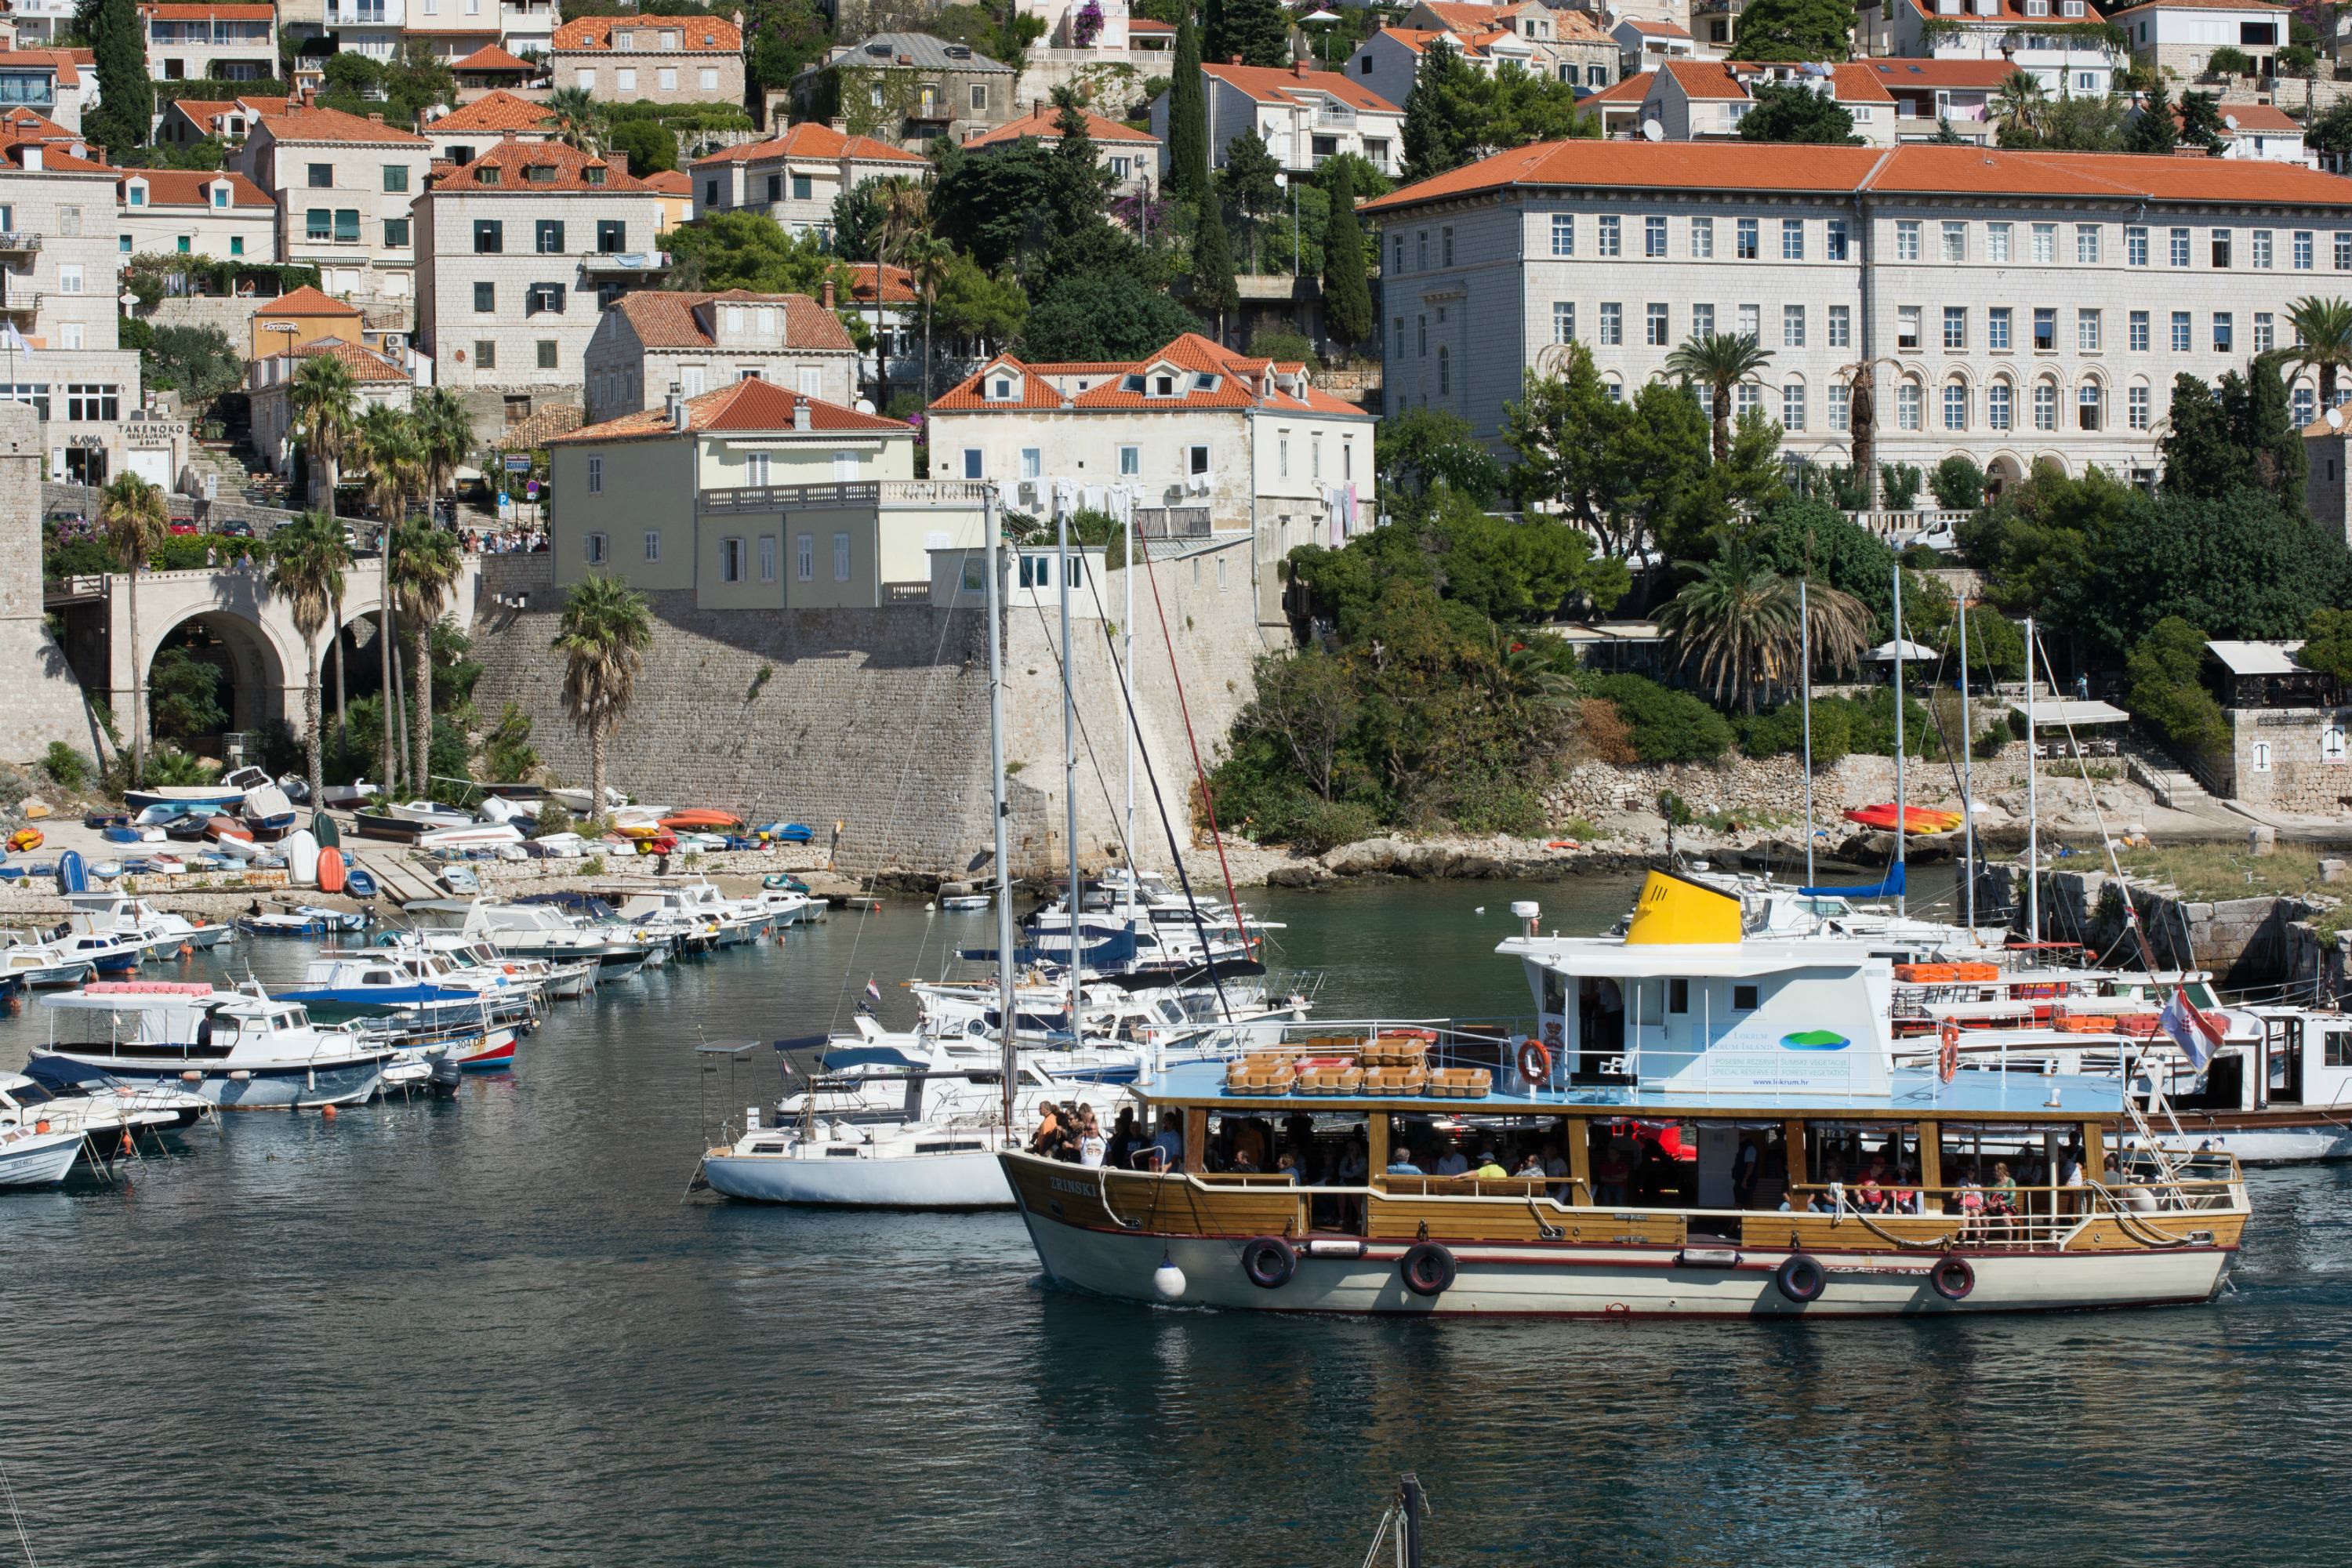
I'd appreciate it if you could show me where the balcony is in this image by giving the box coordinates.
[0,288,39,319]
[699,479,989,514]
[0,234,40,253]
[1134,506,1210,539]
[579,249,669,275]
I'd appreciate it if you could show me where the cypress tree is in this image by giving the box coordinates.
[89,0,151,157]
[1320,157,1373,350]
[2125,78,2179,155]
[1192,194,1240,344]
[1203,0,1226,66]
[1168,17,1207,201]
[1218,0,1290,68]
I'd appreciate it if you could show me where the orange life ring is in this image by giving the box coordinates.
[1938,1019,1959,1083]
[1516,1036,1552,1086]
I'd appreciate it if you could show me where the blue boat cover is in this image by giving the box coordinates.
[23,1054,122,1092]
[1798,863,1906,900]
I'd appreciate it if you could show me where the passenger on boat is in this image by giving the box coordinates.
[1987,1162,2020,1235]
[1076,1107,1106,1168]
[1890,1167,1920,1214]
[1435,1145,1470,1178]
[1386,1149,1424,1176]
[1275,1150,1302,1185]
[1474,1149,1508,1179]
[1105,1108,1142,1171]
[1593,1141,1632,1206]
[1855,1171,1888,1213]
[1229,1145,1261,1174]
[1028,1104,1065,1158]
[1733,1136,1762,1207]
[1955,1170,1987,1239]
[1512,1152,1545,1179]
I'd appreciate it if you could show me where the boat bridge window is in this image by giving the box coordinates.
[1732,984,1759,1011]
[1668,979,1688,1014]
[2327,1029,2352,1069]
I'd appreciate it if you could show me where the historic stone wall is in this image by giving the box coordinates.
[0,403,109,763]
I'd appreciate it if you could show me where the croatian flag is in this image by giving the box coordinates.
[2159,987,2227,1069]
[861,977,882,1012]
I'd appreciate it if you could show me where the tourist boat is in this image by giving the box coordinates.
[0,1123,85,1187]
[373,927,595,1001]
[998,872,2249,1317]
[66,892,234,956]
[237,906,370,937]
[35,981,393,1109]
[1842,804,1964,835]
[405,898,657,976]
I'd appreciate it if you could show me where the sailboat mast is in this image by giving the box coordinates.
[2024,614,2040,946]
[985,491,1016,1141]
[1892,563,1907,919]
[1958,586,1975,932]
[1059,507,1081,1042]
[1123,500,1136,917]
[1800,578,1815,887]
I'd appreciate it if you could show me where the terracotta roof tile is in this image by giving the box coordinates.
[493,404,584,451]
[120,167,270,206]
[252,284,363,317]
[1622,17,1690,33]
[1200,63,1401,114]
[0,50,78,86]
[257,103,431,146]
[609,289,854,351]
[268,336,409,383]
[423,89,554,134]
[1581,71,1655,104]
[435,138,651,192]
[1866,58,2029,89]
[1128,15,1174,27]
[554,378,903,442]
[139,2,274,16]
[550,14,742,50]
[928,334,1370,418]
[644,168,692,194]
[451,43,540,71]
[689,120,923,165]
[845,261,916,305]
[963,100,1160,147]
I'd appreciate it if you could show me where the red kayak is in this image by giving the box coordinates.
[659,809,745,831]
[1842,804,1963,834]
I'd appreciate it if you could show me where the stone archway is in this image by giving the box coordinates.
[145,610,289,750]
[1984,453,2024,499]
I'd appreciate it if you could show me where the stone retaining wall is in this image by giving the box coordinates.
[2022,866,2318,985]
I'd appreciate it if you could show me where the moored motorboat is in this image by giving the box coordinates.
[237,906,370,937]
[0,1123,84,1187]
[36,981,392,1109]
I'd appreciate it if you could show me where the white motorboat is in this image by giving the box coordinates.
[385,800,477,828]
[546,784,627,815]
[405,898,656,975]
[0,1123,83,1187]
[65,892,234,957]
[318,782,380,809]
[36,981,394,1109]
[0,1061,209,1140]
[241,782,298,836]
[415,822,526,852]
[0,932,97,989]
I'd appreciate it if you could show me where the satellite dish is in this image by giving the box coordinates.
[2328,406,2343,430]
[855,398,875,414]
[2224,113,2240,130]
[1641,118,1664,141]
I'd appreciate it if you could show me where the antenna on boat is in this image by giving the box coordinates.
[985,488,1018,1143]
[1799,577,1815,888]
[1958,585,1976,933]
[2023,614,2039,944]
[1891,562,1907,920]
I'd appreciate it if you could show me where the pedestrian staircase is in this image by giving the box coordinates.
[2122,746,2229,818]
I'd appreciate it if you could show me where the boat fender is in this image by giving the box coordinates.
[1240,1235,1297,1290]
[1515,1037,1552,1087]
[1399,1242,1457,1298]
[1929,1254,1976,1302]
[1152,1252,1187,1300]
[1775,1253,1827,1305]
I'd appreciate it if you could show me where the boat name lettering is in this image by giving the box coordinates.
[1825,1264,1933,1277]
[1047,1175,1094,1197]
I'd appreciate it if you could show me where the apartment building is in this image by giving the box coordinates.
[579,289,859,426]
[1631,60,1895,143]
[116,167,278,262]
[140,2,275,82]
[412,139,667,432]
[494,0,557,56]
[402,3,501,66]
[961,100,1161,197]
[0,50,89,134]
[1858,58,2016,143]
[1867,0,2121,97]
[320,0,403,59]
[688,120,925,238]
[2113,0,2292,78]
[1346,1,1616,103]
[1612,17,1703,75]
[1149,60,1403,180]
[416,89,554,165]
[230,100,431,303]
[924,331,1374,621]
[1363,139,2352,495]
[548,14,745,107]
[449,42,543,96]
[156,91,289,148]
[0,143,165,487]
[792,33,1018,151]
[546,376,989,612]
[249,335,411,485]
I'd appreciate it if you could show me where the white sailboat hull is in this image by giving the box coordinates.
[0,1127,83,1186]
[704,1145,1012,1208]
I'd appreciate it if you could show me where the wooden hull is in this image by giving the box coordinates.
[1002,1155,2240,1318]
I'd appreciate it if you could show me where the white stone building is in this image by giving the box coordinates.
[1363,138,2352,495]
[1629,60,1896,143]
[961,100,1161,197]
[416,89,554,167]
[924,331,1375,622]
[229,100,432,303]
[140,2,278,83]
[688,120,926,239]
[548,13,746,107]
[412,138,668,432]
[1149,60,1403,180]
[2113,0,2291,78]
[1867,0,2122,99]
[0,50,90,135]
[156,91,289,150]
[319,0,403,60]
[1611,17,1703,75]
[248,335,412,480]
[580,289,860,426]
[116,167,278,263]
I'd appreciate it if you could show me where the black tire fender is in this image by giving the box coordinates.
[1775,1253,1827,1304]
[1399,1241,1457,1298]
[1240,1235,1297,1290]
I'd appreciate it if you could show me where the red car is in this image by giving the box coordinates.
[166,521,198,535]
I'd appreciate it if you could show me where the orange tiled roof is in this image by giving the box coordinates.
[0,50,79,86]
[257,103,431,146]
[929,334,1368,417]
[1866,58,2030,89]
[844,261,916,305]
[1200,63,1401,114]
[270,336,409,383]
[252,284,363,318]
[423,89,554,134]
[1128,15,1174,27]
[139,2,273,15]
[1621,17,1690,34]
[963,100,1160,148]
[0,107,76,140]
[451,43,540,71]
[644,168,692,194]
[554,377,906,442]
[435,138,652,192]
[121,167,270,206]
[1660,60,1895,103]
[2107,0,2289,15]
[1362,139,2352,213]
[550,14,742,50]
[690,120,922,165]
[608,289,854,351]
[1581,71,1655,104]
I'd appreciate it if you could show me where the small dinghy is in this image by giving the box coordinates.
[237,906,370,937]
[343,868,379,899]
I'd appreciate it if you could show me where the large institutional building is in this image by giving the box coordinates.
[1363,140,2352,491]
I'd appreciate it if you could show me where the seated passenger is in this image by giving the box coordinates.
[1436,1146,1471,1178]
[1336,1138,1369,1185]
[1955,1170,1986,1239]
[1473,1149,1508,1180]
[1512,1152,1545,1178]
[1889,1166,1918,1214]
[1386,1147,1425,1176]
[1145,1110,1183,1171]
[1854,1172,1886,1213]
[1274,1151,1301,1185]
[1027,1105,1065,1159]
[1229,1145,1261,1174]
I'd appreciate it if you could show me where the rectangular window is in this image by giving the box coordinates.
[585,532,606,564]
[2078,309,2100,351]
[1645,216,1665,257]
[760,535,776,583]
[720,537,745,583]
[2076,223,2099,263]
[1987,222,2011,263]
[1693,303,1715,336]
[1989,307,2011,351]
[586,454,602,493]
[2125,225,2148,267]
[307,162,332,188]
[1988,383,2011,430]
[1782,218,1803,260]
[2171,227,2190,267]
[1943,307,1965,350]
[1646,303,1668,346]
[1782,382,1805,430]
[1442,227,1454,265]
[474,219,503,253]
[2078,383,2101,430]
[2033,307,2056,351]
[797,534,813,580]
[1552,301,1575,343]
[1737,217,1759,260]
[1784,304,1804,348]
[597,220,626,253]
[1189,445,1209,475]
[1897,383,1921,431]
[475,340,495,368]
[383,164,408,194]
[527,283,565,315]
[2296,230,2314,270]
[1940,220,1965,263]
[55,263,80,295]
[1598,216,1621,257]
[1599,302,1621,345]
[1897,306,1921,350]
[642,529,660,563]
[1019,447,1041,480]
[657,67,677,90]
[2034,382,2056,430]
[1549,213,1573,256]
[2212,229,2232,268]
[2129,385,2151,430]
[333,209,358,242]
[833,532,851,583]
[535,219,565,253]
[1944,383,1967,431]
[1829,383,1849,430]
[1394,234,1405,273]
[2030,223,2055,264]
[1824,219,1846,262]
[229,237,242,256]
[1118,445,1139,477]
[2253,230,2273,269]
[383,218,408,248]
[2172,311,2191,352]
[2337,233,2350,270]
[1692,216,1714,258]
[1896,220,1919,261]
[306,208,330,241]
[537,339,557,369]
[2215,312,2234,353]
[2256,312,2274,353]
[2129,310,2148,351]
[1828,304,1849,349]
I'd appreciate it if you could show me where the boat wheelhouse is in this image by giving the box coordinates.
[1000,873,2249,1318]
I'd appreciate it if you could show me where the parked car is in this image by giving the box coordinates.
[166,521,198,536]
[216,520,254,538]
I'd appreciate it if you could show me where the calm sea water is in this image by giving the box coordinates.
[2,868,2346,1566]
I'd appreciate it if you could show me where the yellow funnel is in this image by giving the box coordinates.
[1624,870,1742,946]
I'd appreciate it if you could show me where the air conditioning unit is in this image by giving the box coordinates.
[1016,479,1041,507]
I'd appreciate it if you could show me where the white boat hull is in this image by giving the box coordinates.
[2142,1123,2352,1165]
[705,1146,1012,1208]
[0,1127,83,1186]
[1011,1203,2234,1316]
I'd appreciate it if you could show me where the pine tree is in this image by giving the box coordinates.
[2125,79,2180,155]
[1192,194,1240,343]
[1168,17,1208,201]
[1218,0,1291,68]
[1321,156,1373,350]
[88,0,151,158]
[1401,39,1480,182]
[1203,0,1227,64]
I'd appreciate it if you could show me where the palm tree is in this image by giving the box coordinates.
[1991,69,2046,143]
[267,511,350,806]
[289,351,359,514]
[546,85,604,153]
[905,234,956,411]
[552,573,654,829]
[1656,542,1871,713]
[99,472,170,785]
[1663,331,1773,464]
[412,387,475,530]
[390,520,463,797]
[2285,296,2352,408]
[354,405,423,789]
[868,174,930,399]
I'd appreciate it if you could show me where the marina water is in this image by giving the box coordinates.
[4,870,2350,1564]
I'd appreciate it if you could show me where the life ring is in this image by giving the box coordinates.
[1938,1020,1960,1084]
[1240,1235,1296,1290]
[1775,1253,1827,1304]
[1399,1242,1457,1298]
[1929,1254,1976,1301]
[1515,1037,1552,1087]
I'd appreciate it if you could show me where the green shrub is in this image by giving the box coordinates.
[1592,674,1734,764]
[1737,699,1853,766]
[1929,455,1986,511]
[533,798,574,837]
[42,742,89,791]
[483,702,539,782]
[1880,462,1924,511]
[1285,797,1383,854]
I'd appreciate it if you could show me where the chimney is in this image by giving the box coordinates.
[792,398,811,431]
[1293,58,1309,76]
[821,278,835,308]
[1229,53,1242,64]
[20,145,38,171]
[667,381,685,429]
[368,111,383,123]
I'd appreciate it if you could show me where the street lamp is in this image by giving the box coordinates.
[1274,171,1298,279]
